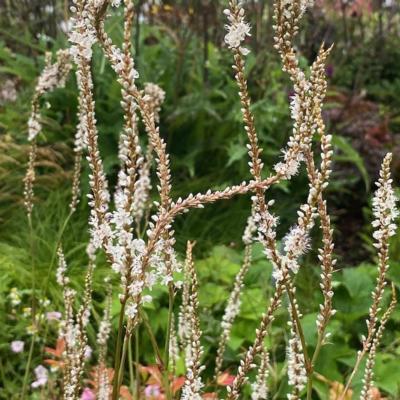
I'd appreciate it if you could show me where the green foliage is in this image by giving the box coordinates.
[0,3,399,398]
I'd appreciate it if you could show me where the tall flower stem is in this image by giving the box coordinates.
[112,300,127,400]
[117,331,131,393]
[42,210,73,296]
[21,215,36,399]
[164,284,175,370]
[21,333,36,399]
[142,312,164,366]
[128,336,135,396]
[135,327,140,399]
[285,283,313,399]
[163,284,175,400]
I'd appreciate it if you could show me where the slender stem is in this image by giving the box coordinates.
[117,331,131,393]
[135,328,140,400]
[163,373,172,400]
[163,284,175,400]
[307,329,326,400]
[306,374,313,400]
[311,333,324,366]
[142,311,164,367]
[339,352,364,400]
[21,215,36,399]
[21,334,36,399]
[42,210,73,296]
[112,300,127,400]
[128,335,135,396]
[28,216,36,322]
[164,284,175,370]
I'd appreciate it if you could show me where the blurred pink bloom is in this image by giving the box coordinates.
[84,345,92,359]
[31,365,48,388]
[144,384,162,398]
[11,340,24,353]
[46,311,62,321]
[81,387,96,400]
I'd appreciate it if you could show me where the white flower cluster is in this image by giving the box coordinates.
[221,299,241,333]
[282,225,310,274]
[110,46,126,75]
[73,110,86,153]
[372,153,398,246]
[69,2,97,63]
[242,205,258,245]
[253,199,284,280]
[57,249,94,400]
[286,325,307,395]
[300,0,314,14]
[97,308,112,346]
[251,350,270,400]
[97,369,111,400]
[36,51,72,95]
[28,115,42,142]
[224,2,251,56]
[274,152,304,180]
[31,365,48,388]
[28,50,72,141]
[181,370,204,400]
[87,192,112,251]
[279,0,314,31]
[0,79,17,104]
[125,302,138,319]
[56,247,70,287]
[274,84,310,179]
[143,82,166,122]
[132,159,152,224]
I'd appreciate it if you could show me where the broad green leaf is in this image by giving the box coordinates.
[332,135,370,191]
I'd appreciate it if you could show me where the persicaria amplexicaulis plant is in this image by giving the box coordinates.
[21,0,398,399]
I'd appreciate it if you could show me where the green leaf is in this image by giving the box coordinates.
[341,266,374,300]
[332,135,370,191]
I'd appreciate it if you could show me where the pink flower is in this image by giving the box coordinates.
[46,311,62,321]
[84,345,92,359]
[31,365,48,388]
[11,340,24,353]
[81,387,96,400]
[144,384,162,398]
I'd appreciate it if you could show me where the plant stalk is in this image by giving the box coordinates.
[163,284,175,400]
[21,334,36,399]
[117,331,131,393]
[285,283,313,399]
[128,335,135,396]
[112,300,127,400]
[21,215,36,399]
[135,327,140,400]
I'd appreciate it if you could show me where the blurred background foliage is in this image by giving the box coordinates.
[0,0,400,398]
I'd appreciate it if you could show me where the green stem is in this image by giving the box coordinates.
[164,284,175,370]
[128,335,135,396]
[306,374,313,400]
[21,334,36,399]
[117,332,131,392]
[163,284,175,400]
[311,333,324,366]
[112,300,127,400]
[42,210,73,296]
[28,216,36,323]
[142,311,164,367]
[21,215,36,399]
[135,328,140,400]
